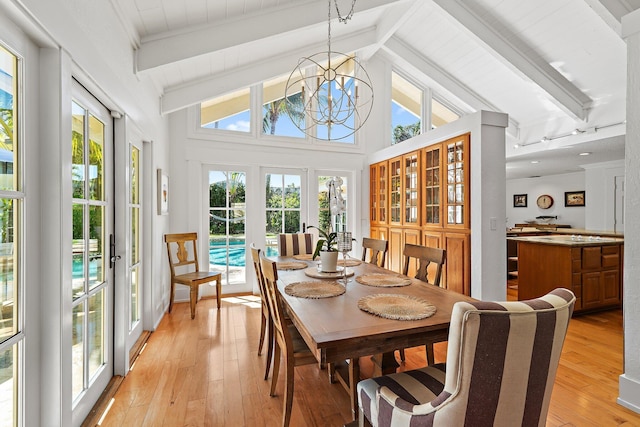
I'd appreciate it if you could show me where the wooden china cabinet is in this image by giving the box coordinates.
[370,133,471,295]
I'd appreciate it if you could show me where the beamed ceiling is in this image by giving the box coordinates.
[110,0,639,179]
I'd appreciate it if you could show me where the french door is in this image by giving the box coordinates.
[207,168,248,294]
[263,169,308,255]
[70,81,114,425]
[115,126,144,361]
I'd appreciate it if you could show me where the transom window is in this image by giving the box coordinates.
[262,75,304,138]
[392,72,422,144]
[200,87,250,132]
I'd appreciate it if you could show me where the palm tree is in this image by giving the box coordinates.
[262,92,304,134]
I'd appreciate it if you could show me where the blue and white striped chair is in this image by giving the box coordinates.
[357,288,575,427]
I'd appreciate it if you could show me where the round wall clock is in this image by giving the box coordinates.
[536,194,554,209]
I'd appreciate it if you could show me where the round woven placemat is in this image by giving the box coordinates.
[357,294,436,320]
[338,258,362,267]
[293,254,315,261]
[355,274,412,287]
[304,266,355,279]
[284,281,346,298]
[276,261,308,270]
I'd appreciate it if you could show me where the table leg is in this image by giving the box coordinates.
[371,351,399,377]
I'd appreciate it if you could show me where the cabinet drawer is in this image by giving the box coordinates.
[582,247,602,270]
[602,254,619,268]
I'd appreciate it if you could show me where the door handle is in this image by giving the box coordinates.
[109,234,120,268]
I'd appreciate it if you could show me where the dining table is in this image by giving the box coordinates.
[273,254,476,420]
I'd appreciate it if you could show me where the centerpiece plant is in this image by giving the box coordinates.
[306,225,338,260]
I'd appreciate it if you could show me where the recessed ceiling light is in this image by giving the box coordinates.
[579,152,591,156]
[531,160,540,164]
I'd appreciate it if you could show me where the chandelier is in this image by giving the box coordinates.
[284,0,374,141]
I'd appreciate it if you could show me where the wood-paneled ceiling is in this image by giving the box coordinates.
[111,0,639,178]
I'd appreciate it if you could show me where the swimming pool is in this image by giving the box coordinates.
[209,239,277,267]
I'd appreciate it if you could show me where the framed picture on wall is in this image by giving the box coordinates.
[565,191,585,207]
[513,194,527,207]
[157,169,169,215]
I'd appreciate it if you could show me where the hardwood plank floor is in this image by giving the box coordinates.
[94,295,640,426]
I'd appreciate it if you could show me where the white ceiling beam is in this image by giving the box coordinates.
[359,0,422,61]
[583,0,634,36]
[136,0,404,73]
[160,28,378,114]
[383,36,520,138]
[433,0,592,121]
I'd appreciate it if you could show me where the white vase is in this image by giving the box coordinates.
[319,251,339,272]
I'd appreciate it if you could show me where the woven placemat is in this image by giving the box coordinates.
[357,294,436,320]
[338,258,362,267]
[355,274,412,287]
[293,254,315,261]
[284,281,346,299]
[276,261,308,270]
[304,266,355,279]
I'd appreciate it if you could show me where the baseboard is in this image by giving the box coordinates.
[618,374,640,413]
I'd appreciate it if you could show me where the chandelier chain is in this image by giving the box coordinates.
[335,0,357,23]
[328,0,358,54]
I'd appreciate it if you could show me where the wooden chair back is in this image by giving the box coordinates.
[361,237,389,268]
[164,232,200,276]
[402,243,446,286]
[250,243,274,380]
[260,255,289,344]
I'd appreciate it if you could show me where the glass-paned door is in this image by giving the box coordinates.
[209,170,246,286]
[0,43,22,427]
[126,142,142,350]
[318,175,348,232]
[265,172,305,255]
[71,82,113,424]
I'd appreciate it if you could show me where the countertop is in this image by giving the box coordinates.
[508,234,624,247]
[507,227,623,238]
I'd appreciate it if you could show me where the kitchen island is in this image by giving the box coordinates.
[508,234,623,313]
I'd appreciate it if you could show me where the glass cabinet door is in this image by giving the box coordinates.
[378,162,387,224]
[403,152,420,224]
[445,135,469,226]
[370,164,378,223]
[423,145,441,226]
[389,158,402,224]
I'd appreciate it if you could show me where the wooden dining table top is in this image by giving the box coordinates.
[274,256,476,364]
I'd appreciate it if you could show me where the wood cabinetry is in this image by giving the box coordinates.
[517,239,622,312]
[370,133,471,295]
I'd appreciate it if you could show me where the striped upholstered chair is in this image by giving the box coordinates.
[357,288,575,427]
[277,233,314,256]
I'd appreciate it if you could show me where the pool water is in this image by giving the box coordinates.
[209,241,277,267]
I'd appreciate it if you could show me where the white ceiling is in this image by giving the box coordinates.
[109,0,637,179]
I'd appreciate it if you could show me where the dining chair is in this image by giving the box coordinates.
[260,254,318,427]
[399,243,446,363]
[361,237,389,268]
[402,243,446,286]
[357,288,576,427]
[277,233,314,256]
[164,232,222,319]
[250,244,273,381]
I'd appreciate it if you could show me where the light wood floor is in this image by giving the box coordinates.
[94,295,640,427]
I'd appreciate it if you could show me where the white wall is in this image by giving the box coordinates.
[583,160,625,232]
[506,172,585,229]
[620,8,640,414]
